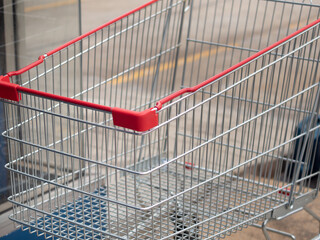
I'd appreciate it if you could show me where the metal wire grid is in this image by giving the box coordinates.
[181,0,320,88]
[7,162,288,239]
[9,0,185,112]
[1,0,320,239]
[156,22,320,215]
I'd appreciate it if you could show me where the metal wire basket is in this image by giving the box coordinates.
[1,0,320,239]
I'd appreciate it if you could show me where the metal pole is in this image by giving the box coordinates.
[0,0,9,203]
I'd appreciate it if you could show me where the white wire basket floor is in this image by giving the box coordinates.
[12,162,292,240]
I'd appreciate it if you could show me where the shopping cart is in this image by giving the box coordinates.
[1,0,320,239]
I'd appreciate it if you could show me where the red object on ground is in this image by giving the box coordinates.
[185,162,194,170]
[278,187,291,196]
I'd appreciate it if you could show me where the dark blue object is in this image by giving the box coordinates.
[0,102,8,202]
[293,115,320,177]
[31,187,108,240]
[0,229,47,240]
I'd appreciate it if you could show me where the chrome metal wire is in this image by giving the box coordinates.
[2,0,320,239]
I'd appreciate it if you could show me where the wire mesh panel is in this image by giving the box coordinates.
[1,0,320,239]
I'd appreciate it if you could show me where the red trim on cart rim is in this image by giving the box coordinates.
[0,15,319,131]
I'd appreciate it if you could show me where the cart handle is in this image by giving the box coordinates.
[0,15,319,132]
[0,75,159,132]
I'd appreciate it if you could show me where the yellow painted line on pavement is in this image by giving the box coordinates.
[289,22,305,30]
[113,45,234,85]
[24,0,77,13]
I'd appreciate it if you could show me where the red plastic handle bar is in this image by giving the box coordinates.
[6,56,46,77]
[0,76,21,101]
[0,13,319,131]
[0,75,158,131]
[22,86,159,131]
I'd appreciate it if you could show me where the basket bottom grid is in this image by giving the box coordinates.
[12,166,286,239]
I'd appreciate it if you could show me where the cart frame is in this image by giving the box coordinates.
[1,0,320,239]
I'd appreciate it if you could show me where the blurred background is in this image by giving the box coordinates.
[0,0,319,239]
